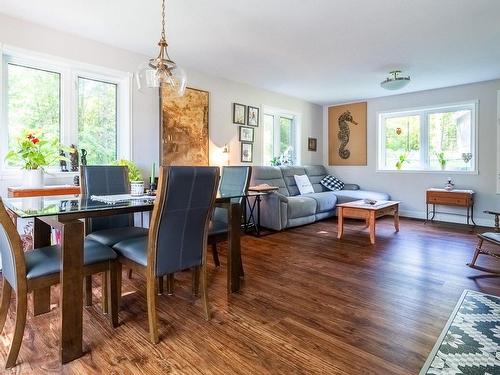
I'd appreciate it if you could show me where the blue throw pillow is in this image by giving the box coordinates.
[320,175,344,191]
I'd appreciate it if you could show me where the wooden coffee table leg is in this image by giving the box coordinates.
[394,207,400,232]
[337,207,344,239]
[369,211,376,244]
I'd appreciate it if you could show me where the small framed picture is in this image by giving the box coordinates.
[247,106,259,126]
[308,137,317,151]
[240,142,253,163]
[239,126,255,142]
[233,103,246,125]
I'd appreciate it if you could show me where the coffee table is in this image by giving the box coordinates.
[337,200,400,244]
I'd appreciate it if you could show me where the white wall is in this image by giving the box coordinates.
[323,80,500,227]
[0,13,322,196]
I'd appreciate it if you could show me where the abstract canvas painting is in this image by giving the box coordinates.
[328,102,367,165]
[160,87,209,166]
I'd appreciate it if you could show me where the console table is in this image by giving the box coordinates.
[8,184,81,198]
[426,188,476,225]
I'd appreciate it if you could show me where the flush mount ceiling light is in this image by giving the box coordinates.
[380,70,410,90]
[135,0,186,96]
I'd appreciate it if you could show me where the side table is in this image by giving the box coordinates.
[426,188,476,226]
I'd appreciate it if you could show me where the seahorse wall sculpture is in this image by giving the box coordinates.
[337,110,358,159]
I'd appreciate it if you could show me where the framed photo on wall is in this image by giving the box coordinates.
[308,137,317,151]
[240,142,253,163]
[247,106,259,126]
[233,103,246,125]
[239,126,255,142]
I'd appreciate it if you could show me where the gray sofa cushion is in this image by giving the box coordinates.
[285,195,317,219]
[250,166,289,196]
[332,190,390,204]
[280,166,307,196]
[304,165,329,193]
[307,192,338,213]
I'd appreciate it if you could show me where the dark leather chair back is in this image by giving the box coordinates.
[0,199,26,291]
[212,166,251,223]
[150,166,219,277]
[80,165,132,232]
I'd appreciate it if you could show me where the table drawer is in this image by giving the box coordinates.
[427,195,471,206]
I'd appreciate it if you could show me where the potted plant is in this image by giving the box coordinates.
[5,130,67,188]
[395,154,408,170]
[114,159,144,196]
[436,152,447,170]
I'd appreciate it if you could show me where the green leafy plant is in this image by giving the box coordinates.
[5,130,68,170]
[436,152,447,170]
[395,154,408,170]
[114,159,143,182]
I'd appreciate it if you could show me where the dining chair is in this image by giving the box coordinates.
[0,198,119,369]
[112,166,219,343]
[467,211,500,274]
[80,165,149,306]
[208,166,251,267]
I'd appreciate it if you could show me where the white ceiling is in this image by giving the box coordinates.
[0,0,499,105]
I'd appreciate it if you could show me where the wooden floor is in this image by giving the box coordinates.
[1,217,499,374]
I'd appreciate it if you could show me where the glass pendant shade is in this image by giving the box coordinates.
[135,61,187,97]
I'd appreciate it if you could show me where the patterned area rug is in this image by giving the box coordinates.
[420,290,500,375]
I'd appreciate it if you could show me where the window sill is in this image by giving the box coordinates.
[376,169,478,175]
[0,170,78,181]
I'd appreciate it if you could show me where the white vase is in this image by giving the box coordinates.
[130,181,144,196]
[23,169,44,188]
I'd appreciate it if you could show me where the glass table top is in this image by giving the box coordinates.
[2,190,267,218]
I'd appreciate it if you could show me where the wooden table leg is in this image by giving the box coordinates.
[337,207,344,239]
[394,207,400,232]
[369,211,376,245]
[227,202,242,294]
[59,219,84,364]
[33,218,52,315]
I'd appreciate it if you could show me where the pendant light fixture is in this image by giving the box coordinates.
[380,70,410,90]
[135,0,187,96]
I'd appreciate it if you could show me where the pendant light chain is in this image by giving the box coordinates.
[161,0,166,43]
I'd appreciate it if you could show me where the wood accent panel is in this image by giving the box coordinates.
[7,185,81,198]
[0,218,499,374]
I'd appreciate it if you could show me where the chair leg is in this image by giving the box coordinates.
[32,287,51,316]
[468,238,484,267]
[166,274,174,295]
[116,263,122,309]
[158,277,164,295]
[200,263,210,321]
[108,262,119,328]
[84,275,93,307]
[146,276,159,344]
[192,267,200,296]
[127,269,133,279]
[102,272,109,314]
[0,279,12,333]
[5,292,27,369]
[211,240,220,267]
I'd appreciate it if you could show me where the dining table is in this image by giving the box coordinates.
[2,190,258,364]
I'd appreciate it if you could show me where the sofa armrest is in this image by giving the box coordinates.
[257,192,288,231]
[343,183,360,191]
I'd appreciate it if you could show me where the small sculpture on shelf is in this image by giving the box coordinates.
[59,150,68,172]
[73,175,80,186]
[444,177,455,191]
[70,145,79,172]
[81,149,87,166]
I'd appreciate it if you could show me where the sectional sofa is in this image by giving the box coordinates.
[250,165,390,231]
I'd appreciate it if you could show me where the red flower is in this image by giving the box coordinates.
[27,133,34,140]
[31,137,40,144]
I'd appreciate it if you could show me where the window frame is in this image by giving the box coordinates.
[0,45,131,179]
[376,100,478,174]
[262,106,301,166]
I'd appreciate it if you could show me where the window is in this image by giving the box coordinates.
[6,64,61,167]
[263,109,298,165]
[78,77,117,165]
[0,49,130,173]
[378,102,477,172]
